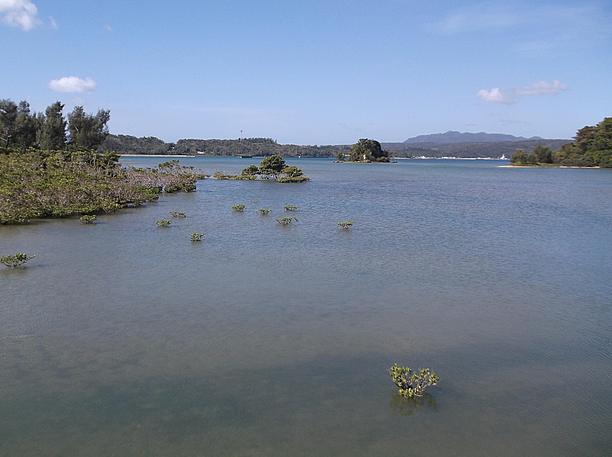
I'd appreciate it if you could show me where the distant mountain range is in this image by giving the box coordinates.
[404,131,542,144]
[102,131,571,159]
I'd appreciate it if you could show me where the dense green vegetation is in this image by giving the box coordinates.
[276,216,297,225]
[0,150,200,224]
[232,204,246,212]
[0,252,35,268]
[1,98,110,152]
[0,99,201,225]
[511,118,612,167]
[101,135,347,157]
[349,139,390,162]
[156,219,172,227]
[389,363,440,398]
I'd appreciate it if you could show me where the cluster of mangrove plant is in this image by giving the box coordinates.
[389,363,440,398]
[0,151,202,225]
[191,232,204,242]
[1,252,35,268]
[276,216,297,225]
[258,208,271,215]
[169,210,187,218]
[79,215,97,224]
[232,203,246,212]
[213,155,309,183]
[284,204,298,212]
[156,219,171,227]
[337,220,353,230]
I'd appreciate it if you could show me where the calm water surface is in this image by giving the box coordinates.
[1,158,611,456]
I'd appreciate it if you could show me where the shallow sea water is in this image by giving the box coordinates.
[1,158,611,456]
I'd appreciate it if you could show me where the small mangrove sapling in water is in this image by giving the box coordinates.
[169,211,186,218]
[389,363,440,398]
[232,204,246,212]
[79,215,97,224]
[258,208,272,215]
[156,219,172,227]
[276,216,297,226]
[284,204,298,212]
[338,220,353,230]
[1,252,36,268]
[191,232,204,242]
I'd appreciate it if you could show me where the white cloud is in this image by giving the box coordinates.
[477,88,511,104]
[49,76,97,93]
[0,0,39,31]
[516,80,568,96]
[48,15,57,30]
[478,80,568,104]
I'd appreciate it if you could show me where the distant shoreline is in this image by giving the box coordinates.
[120,154,195,158]
[499,164,601,169]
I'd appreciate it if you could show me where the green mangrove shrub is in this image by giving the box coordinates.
[232,204,246,212]
[79,215,97,224]
[258,208,272,215]
[169,211,186,218]
[284,204,298,212]
[1,252,35,268]
[191,232,204,242]
[338,220,353,230]
[276,216,297,226]
[156,219,172,227]
[389,363,440,398]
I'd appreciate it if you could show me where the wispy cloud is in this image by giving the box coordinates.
[0,0,39,31]
[477,80,568,104]
[49,76,97,93]
[48,15,57,30]
[477,88,511,104]
[516,80,567,96]
[431,2,611,42]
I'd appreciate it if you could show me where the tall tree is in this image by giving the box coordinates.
[14,101,37,151]
[68,106,111,150]
[40,102,67,151]
[0,99,18,149]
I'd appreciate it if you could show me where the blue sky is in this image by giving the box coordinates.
[1,0,611,144]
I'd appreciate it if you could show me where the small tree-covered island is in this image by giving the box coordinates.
[510,117,612,167]
[214,154,309,182]
[337,138,391,163]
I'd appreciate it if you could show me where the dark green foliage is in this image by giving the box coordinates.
[511,149,528,164]
[389,363,440,398]
[0,99,18,148]
[232,204,246,212]
[156,219,171,227]
[349,139,390,162]
[338,220,353,229]
[554,118,612,167]
[79,215,97,224]
[284,204,298,212]
[511,118,612,167]
[0,151,200,224]
[1,252,35,268]
[236,156,309,183]
[258,208,271,215]
[191,232,204,242]
[68,106,110,151]
[336,151,345,161]
[241,164,259,176]
[40,102,67,151]
[259,154,286,175]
